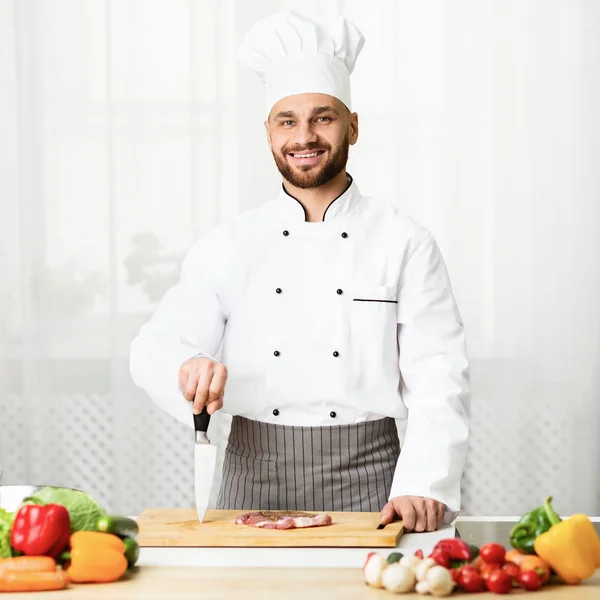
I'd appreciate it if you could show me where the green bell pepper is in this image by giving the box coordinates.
[509,503,558,554]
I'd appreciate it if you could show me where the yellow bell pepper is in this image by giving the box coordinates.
[66,531,128,583]
[533,497,600,584]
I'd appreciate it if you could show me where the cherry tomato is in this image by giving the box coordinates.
[486,570,512,594]
[480,543,507,565]
[502,561,520,583]
[480,562,502,581]
[458,567,486,593]
[518,570,543,591]
[452,565,472,584]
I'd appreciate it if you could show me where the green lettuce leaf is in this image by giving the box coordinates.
[27,487,106,532]
[0,508,13,558]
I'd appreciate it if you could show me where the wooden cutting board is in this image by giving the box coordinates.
[137,509,404,548]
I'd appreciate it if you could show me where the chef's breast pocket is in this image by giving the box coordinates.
[349,285,399,383]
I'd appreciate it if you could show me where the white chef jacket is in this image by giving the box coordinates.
[130,176,470,519]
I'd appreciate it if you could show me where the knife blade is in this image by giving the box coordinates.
[194,407,218,523]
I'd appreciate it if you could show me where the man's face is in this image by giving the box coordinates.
[265,94,358,189]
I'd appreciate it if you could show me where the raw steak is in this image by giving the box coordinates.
[234,510,333,530]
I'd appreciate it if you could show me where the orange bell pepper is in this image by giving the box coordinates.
[66,531,128,583]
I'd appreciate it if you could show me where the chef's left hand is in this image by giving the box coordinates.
[379,496,445,532]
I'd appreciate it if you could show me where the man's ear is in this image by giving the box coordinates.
[349,112,359,146]
[264,120,272,150]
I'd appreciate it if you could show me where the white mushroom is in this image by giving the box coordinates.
[415,580,431,595]
[415,557,438,582]
[399,555,422,572]
[424,566,455,597]
[381,564,416,593]
[363,552,387,588]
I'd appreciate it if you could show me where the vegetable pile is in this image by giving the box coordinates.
[0,487,139,593]
[364,551,456,596]
[364,495,600,595]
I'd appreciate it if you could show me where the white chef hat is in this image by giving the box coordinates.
[238,10,365,117]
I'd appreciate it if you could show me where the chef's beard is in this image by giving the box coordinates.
[273,133,349,189]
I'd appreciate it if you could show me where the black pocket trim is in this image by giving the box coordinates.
[352,298,398,304]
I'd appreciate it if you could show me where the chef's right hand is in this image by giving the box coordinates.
[178,357,228,415]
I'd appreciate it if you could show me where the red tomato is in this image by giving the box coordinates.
[517,570,543,591]
[480,562,502,581]
[458,568,486,593]
[452,565,473,584]
[502,561,520,583]
[486,570,512,594]
[480,543,507,565]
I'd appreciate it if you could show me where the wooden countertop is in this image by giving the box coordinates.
[1,567,598,599]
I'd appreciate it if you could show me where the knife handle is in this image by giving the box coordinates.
[193,406,211,434]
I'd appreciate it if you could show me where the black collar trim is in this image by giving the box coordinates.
[281,174,353,222]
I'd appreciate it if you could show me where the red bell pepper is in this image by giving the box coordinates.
[430,539,472,562]
[10,503,71,558]
[429,547,451,568]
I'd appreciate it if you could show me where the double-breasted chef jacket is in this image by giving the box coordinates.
[130,175,471,522]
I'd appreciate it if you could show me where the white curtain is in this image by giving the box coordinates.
[1,0,599,516]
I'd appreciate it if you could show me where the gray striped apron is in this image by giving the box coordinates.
[216,416,400,512]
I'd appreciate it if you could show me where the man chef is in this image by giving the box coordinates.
[130,11,470,532]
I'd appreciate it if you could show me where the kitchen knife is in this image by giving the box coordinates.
[194,407,218,523]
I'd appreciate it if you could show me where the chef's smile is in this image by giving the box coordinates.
[287,148,326,168]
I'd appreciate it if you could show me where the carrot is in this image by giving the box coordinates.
[0,569,69,592]
[0,556,56,574]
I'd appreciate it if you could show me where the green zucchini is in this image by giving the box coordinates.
[96,515,139,539]
[123,536,140,568]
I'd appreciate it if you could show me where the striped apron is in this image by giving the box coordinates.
[216,416,400,512]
